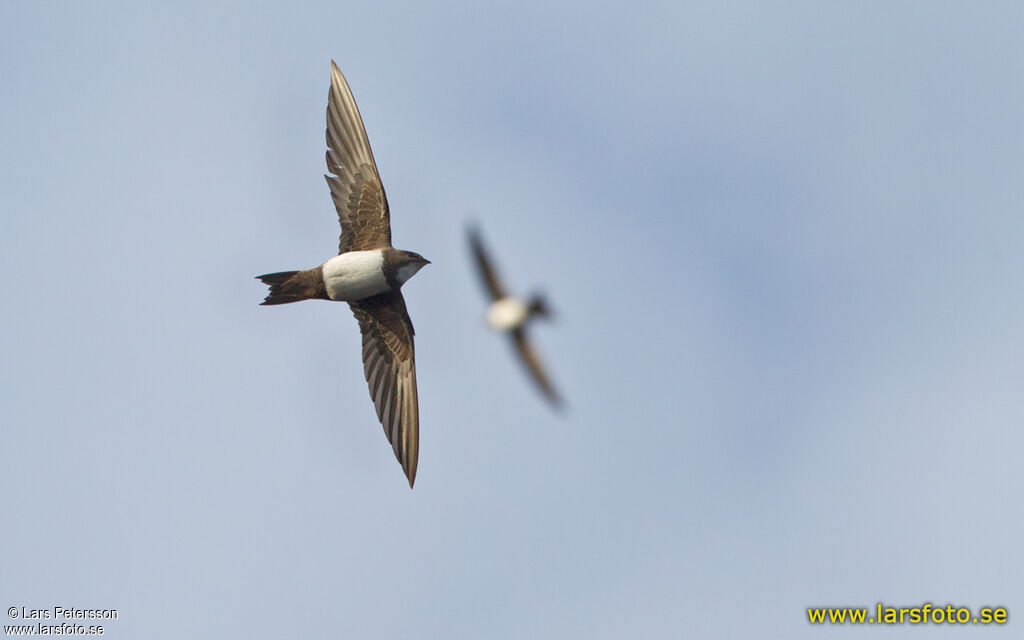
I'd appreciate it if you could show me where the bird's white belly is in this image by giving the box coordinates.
[322,251,389,301]
[487,297,528,330]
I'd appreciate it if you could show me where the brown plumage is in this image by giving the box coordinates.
[325,63,391,253]
[325,61,422,487]
[257,61,426,488]
[467,225,563,409]
[351,292,419,485]
[256,269,329,305]
[469,226,507,301]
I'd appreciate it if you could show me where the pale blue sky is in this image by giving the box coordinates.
[2,2,1022,638]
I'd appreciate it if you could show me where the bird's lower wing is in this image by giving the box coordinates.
[349,291,419,486]
[511,328,562,408]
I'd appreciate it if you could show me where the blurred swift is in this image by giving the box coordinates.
[468,225,563,408]
[257,61,429,488]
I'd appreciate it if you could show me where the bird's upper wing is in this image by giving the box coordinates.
[511,328,562,408]
[325,61,392,253]
[349,291,419,487]
[468,226,507,300]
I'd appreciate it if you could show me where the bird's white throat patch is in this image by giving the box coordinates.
[486,297,528,331]
[395,262,425,285]
[322,250,388,301]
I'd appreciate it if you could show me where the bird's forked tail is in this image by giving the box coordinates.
[256,270,322,305]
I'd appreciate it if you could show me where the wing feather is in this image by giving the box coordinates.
[511,329,562,408]
[325,61,392,252]
[467,226,507,300]
[350,291,419,487]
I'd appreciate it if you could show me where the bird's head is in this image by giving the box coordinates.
[394,251,431,284]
